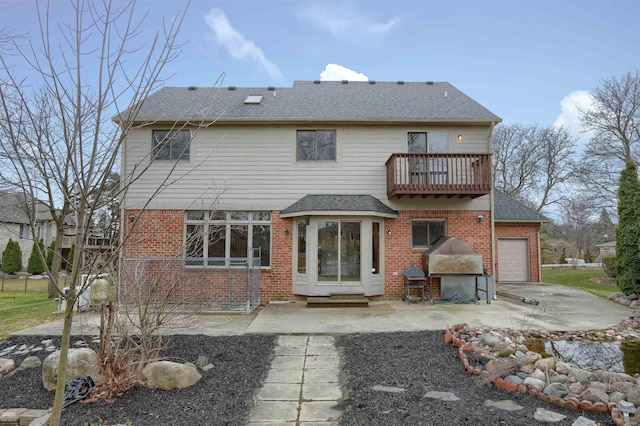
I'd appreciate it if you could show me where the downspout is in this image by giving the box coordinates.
[488,121,497,298]
[537,223,543,282]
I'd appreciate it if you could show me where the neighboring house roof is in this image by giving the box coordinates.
[280,195,398,218]
[121,81,502,124]
[494,190,549,223]
[0,192,52,224]
[595,241,616,247]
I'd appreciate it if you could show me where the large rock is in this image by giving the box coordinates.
[568,367,599,385]
[534,357,556,371]
[90,278,116,305]
[543,382,569,399]
[20,356,42,369]
[481,333,501,347]
[42,348,103,391]
[580,387,610,404]
[142,361,201,390]
[494,341,515,357]
[0,357,15,374]
[546,340,623,372]
[523,377,546,392]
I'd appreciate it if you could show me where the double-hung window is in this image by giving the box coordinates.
[411,219,446,248]
[185,211,271,267]
[152,129,191,160]
[297,130,336,161]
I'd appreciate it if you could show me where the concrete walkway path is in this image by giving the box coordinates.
[248,335,341,425]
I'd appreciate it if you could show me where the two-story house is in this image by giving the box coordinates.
[0,192,56,270]
[119,80,545,306]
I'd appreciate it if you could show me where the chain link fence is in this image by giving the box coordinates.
[119,250,261,314]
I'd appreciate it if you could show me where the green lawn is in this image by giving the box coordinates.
[0,277,63,339]
[0,291,59,339]
[542,266,620,298]
[0,277,51,293]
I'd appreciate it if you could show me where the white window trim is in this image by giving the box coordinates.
[185,211,272,268]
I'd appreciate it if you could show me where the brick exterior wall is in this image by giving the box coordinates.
[383,209,492,300]
[494,223,542,282]
[122,209,497,304]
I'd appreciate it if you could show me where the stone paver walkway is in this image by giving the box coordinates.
[248,335,342,425]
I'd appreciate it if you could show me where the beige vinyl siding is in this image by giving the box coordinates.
[123,124,491,211]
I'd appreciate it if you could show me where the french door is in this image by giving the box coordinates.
[317,220,361,283]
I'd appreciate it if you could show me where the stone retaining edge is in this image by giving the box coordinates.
[0,408,51,425]
[445,323,626,426]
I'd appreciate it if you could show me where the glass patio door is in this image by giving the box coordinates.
[317,221,361,282]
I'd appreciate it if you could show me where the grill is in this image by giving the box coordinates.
[421,237,491,303]
[422,237,484,275]
[402,263,427,304]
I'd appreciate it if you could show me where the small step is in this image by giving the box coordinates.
[329,292,365,299]
[306,295,369,308]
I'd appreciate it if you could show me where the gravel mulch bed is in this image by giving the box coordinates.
[1,331,617,425]
[0,334,276,426]
[335,331,614,426]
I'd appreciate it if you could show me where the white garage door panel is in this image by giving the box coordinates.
[498,239,529,282]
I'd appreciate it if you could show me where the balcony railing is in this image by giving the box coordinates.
[386,153,491,198]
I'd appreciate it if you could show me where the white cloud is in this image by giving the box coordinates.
[300,4,398,37]
[553,90,593,131]
[204,8,283,81]
[553,90,596,151]
[320,64,368,81]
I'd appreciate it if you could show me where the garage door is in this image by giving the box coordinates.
[498,238,529,282]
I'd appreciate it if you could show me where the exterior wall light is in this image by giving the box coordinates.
[477,214,485,222]
[457,134,463,141]
[128,213,136,222]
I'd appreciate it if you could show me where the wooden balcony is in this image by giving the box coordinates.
[386,153,491,199]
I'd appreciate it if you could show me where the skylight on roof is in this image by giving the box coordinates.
[244,95,263,104]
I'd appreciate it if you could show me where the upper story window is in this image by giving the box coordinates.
[297,130,336,161]
[19,224,29,239]
[152,129,191,161]
[408,131,448,154]
[411,219,446,248]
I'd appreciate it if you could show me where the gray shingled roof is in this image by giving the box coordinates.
[0,192,52,224]
[123,81,501,123]
[281,195,398,217]
[494,190,549,223]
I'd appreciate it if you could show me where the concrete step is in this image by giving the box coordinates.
[306,295,369,308]
[329,292,366,299]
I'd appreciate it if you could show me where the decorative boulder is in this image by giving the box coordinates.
[142,361,202,390]
[42,348,103,391]
[90,278,117,305]
[0,358,15,374]
[20,356,42,369]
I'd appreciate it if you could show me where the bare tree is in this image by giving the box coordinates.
[0,1,191,423]
[492,123,576,212]
[581,71,640,164]
[559,195,599,266]
[577,70,640,213]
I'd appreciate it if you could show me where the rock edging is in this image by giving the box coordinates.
[445,323,635,426]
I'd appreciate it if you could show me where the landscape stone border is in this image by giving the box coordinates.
[445,323,633,425]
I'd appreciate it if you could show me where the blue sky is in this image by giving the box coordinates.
[1,0,639,139]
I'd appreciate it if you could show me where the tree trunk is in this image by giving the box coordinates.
[49,294,74,425]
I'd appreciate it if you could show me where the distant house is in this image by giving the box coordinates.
[0,192,56,270]
[595,241,616,262]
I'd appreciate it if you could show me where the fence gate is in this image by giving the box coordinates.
[119,251,261,314]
